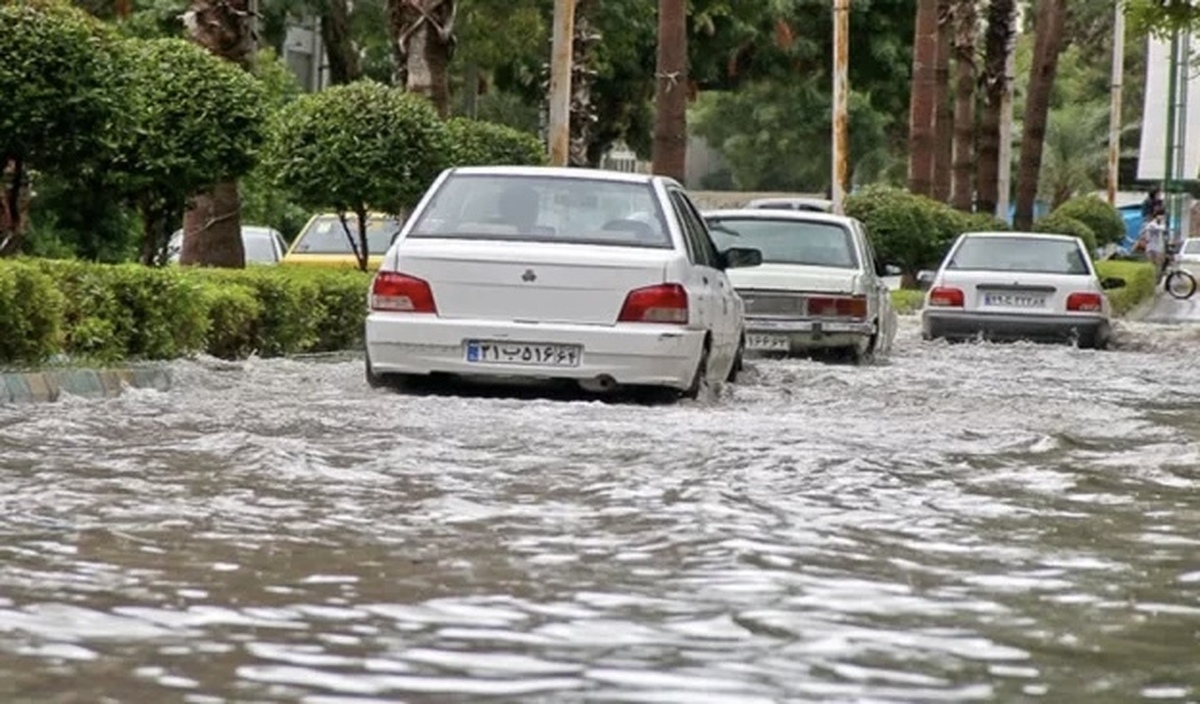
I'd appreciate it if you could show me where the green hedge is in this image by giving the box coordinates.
[1033,211,1098,252]
[1096,260,1156,317]
[0,259,371,367]
[1050,196,1126,246]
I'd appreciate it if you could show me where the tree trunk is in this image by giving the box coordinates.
[907,0,940,197]
[975,0,1014,215]
[1014,0,1068,231]
[0,158,30,257]
[950,0,977,211]
[652,0,688,182]
[180,0,256,268]
[320,0,361,85]
[387,0,456,118]
[570,1,601,168]
[932,0,954,202]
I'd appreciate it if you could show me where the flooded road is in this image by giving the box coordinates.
[2,317,1199,703]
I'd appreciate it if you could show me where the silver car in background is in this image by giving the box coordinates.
[168,226,289,265]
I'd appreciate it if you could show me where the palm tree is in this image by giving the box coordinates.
[976,0,1015,216]
[1013,0,1068,230]
[907,0,940,196]
[1038,102,1107,208]
[950,0,977,211]
[387,0,457,117]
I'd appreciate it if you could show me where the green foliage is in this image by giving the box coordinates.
[1033,211,1099,252]
[1096,260,1157,317]
[890,288,925,315]
[1126,0,1200,38]
[844,185,954,276]
[25,171,141,261]
[0,0,122,171]
[268,80,451,218]
[1051,195,1127,247]
[0,259,373,366]
[0,260,64,364]
[446,118,547,167]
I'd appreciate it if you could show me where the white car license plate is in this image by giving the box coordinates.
[465,341,581,367]
[984,293,1046,308]
[746,333,790,351]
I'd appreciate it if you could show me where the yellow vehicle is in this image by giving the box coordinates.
[282,212,404,270]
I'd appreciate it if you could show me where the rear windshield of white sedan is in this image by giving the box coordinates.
[407,174,673,248]
[948,236,1091,274]
[705,217,858,268]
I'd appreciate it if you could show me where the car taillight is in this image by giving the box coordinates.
[617,283,689,324]
[806,295,868,319]
[370,271,437,313]
[1067,292,1103,312]
[928,286,964,307]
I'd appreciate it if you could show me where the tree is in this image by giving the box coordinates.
[266,81,451,271]
[932,0,954,201]
[0,0,121,256]
[180,0,258,268]
[320,0,363,84]
[112,38,268,265]
[1126,0,1200,36]
[1014,0,1068,230]
[653,0,689,181]
[950,0,977,211]
[908,0,940,196]
[387,0,456,117]
[975,0,1015,215]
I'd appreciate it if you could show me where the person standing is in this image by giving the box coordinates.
[1141,212,1169,280]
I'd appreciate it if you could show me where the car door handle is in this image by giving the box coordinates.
[702,276,710,285]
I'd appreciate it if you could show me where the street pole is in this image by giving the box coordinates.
[831,0,850,215]
[1107,0,1125,206]
[1164,29,1180,233]
[995,6,1016,221]
[548,0,576,167]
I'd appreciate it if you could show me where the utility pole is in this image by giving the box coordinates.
[1164,29,1180,233]
[548,0,576,167]
[652,0,688,182]
[831,0,850,214]
[1107,0,1125,206]
[995,7,1017,220]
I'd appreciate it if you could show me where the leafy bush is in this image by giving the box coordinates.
[0,260,373,367]
[844,185,951,280]
[1033,211,1098,252]
[1096,260,1157,317]
[445,117,547,167]
[1050,195,1127,246]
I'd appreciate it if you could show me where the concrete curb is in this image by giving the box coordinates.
[0,367,171,404]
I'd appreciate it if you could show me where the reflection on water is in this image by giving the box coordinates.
[0,318,1198,702]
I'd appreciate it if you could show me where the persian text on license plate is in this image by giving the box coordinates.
[746,334,790,351]
[984,293,1046,308]
[465,341,581,367]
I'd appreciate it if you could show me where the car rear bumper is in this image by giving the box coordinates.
[922,310,1109,343]
[365,312,705,390]
[744,316,874,351]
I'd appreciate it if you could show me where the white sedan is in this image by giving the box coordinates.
[364,166,763,399]
[919,231,1127,349]
[702,209,899,363]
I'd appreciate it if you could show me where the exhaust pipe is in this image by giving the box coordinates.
[578,374,618,393]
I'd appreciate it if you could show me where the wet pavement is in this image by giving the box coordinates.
[1,317,1199,703]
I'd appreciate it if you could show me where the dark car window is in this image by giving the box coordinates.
[407,174,672,249]
[705,217,859,269]
[294,215,400,255]
[947,236,1091,275]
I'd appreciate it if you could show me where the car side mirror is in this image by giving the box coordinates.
[1100,276,1127,290]
[916,269,936,289]
[719,246,763,269]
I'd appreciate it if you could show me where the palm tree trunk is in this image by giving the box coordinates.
[652,0,688,181]
[951,0,977,211]
[569,0,601,167]
[975,0,1015,216]
[179,0,255,268]
[387,0,456,118]
[933,0,954,202]
[0,158,29,257]
[907,0,939,197]
[1014,0,1068,231]
[320,0,361,85]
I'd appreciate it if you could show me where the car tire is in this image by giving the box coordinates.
[726,334,745,383]
[683,339,711,400]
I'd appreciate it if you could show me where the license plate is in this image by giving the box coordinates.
[984,293,1046,308]
[465,341,581,367]
[746,333,790,351]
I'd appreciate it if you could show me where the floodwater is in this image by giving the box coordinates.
[1,317,1199,703]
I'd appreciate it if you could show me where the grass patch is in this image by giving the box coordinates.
[1096,260,1157,317]
[890,288,925,314]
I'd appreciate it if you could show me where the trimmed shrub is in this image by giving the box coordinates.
[1096,260,1157,317]
[1033,212,1098,252]
[445,117,548,167]
[1051,195,1126,246]
[0,260,373,367]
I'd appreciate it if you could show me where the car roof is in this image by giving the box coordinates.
[746,196,833,207]
[960,230,1080,244]
[702,208,856,226]
[448,165,670,187]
